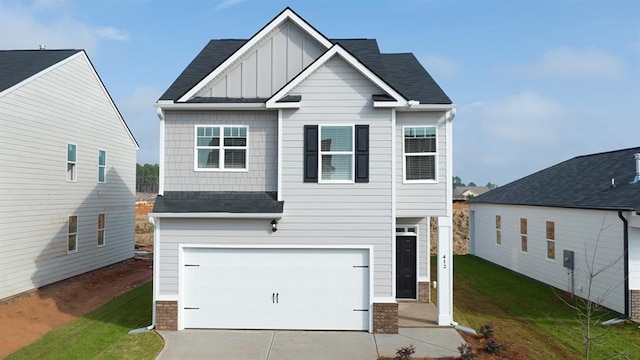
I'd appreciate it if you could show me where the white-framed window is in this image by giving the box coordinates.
[546,221,555,259]
[319,125,354,182]
[520,217,528,253]
[97,213,105,247]
[68,215,78,253]
[67,143,77,182]
[97,150,106,183]
[496,215,502,245]
[403,126,437,182]
[195,126,247,170]
[395,226,417,234]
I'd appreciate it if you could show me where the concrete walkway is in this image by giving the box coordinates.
[156,328,464,360]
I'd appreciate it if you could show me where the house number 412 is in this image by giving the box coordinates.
[442,255,447,269]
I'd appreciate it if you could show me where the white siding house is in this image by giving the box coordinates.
[151,7,456,333]
[0,50,138,300]
[470,147,640,321]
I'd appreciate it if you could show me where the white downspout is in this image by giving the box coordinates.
[128,215,157,334]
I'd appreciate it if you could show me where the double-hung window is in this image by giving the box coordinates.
[98,150,106,183]
[97,213,105,246]
[320,125,353,182]
[495,215,502,245]
[520,218,528,253]
[546,221,555,259]
[195,126,247,170]
[67,143,77,181]
[68,215,78,253]
[403,126,437,182]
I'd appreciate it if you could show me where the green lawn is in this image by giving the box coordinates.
[444,255,640,359]
[7,282,163,360]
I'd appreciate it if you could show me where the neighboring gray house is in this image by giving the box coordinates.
[453,186,490,201]
[0,50,138,300]
[150,8,456,333]
[469,147,640,321]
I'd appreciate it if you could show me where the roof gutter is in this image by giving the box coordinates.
[617,211,630,318]
[149,212,283,219]
[155,101,267,111]
[397,103,456,112]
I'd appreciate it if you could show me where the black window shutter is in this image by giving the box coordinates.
[304,125,318,182]
[355,125,369,183]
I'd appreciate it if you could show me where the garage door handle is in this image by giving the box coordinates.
[276,292,279,303]
[272,293,275,303]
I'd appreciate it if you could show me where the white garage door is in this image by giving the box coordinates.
[182,247,369,331]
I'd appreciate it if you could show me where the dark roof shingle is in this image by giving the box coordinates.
[0,50,82,93]
[153,191,284,213]
[470,147,640,211]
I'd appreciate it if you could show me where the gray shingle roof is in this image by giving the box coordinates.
[153,191,284,213]
[0,50,82,93]
[470,147,640,211]
[159,38,451,104]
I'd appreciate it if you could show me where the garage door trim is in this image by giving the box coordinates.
[178,244,374,331]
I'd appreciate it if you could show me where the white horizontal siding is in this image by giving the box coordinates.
[0,54,136,300]
[396,112,447,217]
[198,20,324,99]
[163,110,277,192]
[470,203,626,314]
[629,226,640,290]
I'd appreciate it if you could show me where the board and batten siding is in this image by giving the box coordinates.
[163,111,278,192]
[470,203,626,314]
[0,54,136,300]
[396,112,447,217]
[195,20,324,99]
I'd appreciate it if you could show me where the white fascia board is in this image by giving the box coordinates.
[267,44,407,107]
[177,8,332,103]
[149,212,283,219]
[155,102,267,110]
[373,101,405,108]
[266,101,300,109]
[396,104,457,112]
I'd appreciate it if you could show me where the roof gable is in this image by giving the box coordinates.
[0,49,81,96]
[470,147,640,211]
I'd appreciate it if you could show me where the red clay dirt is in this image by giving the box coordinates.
[0,257,152,358]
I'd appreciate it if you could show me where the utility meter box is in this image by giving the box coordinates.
[563,250,574,270]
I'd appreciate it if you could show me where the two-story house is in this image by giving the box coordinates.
[150,8,456,334]
[0,49,138,300]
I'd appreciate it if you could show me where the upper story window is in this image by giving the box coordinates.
[320,125,353,182]
[195,126,247,171]
[98,150,106,183]
[403,126,436,182]
[67,143,77,182]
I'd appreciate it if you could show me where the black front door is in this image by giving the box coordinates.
[396,236,417,299]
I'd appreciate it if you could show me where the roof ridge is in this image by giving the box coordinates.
[574,146,640,159]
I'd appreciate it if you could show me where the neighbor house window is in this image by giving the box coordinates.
[404,126,437,182]
[97,213,105,246]
[67,143,77,181]
[546,221,555,259]
[68,215,78,253]
[98,150,106,183]
[320,125,353,182]
[520,218,528,252]
[496,215,502,245]
[195,126,247,170]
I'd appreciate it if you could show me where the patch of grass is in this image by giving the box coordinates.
[7,282,162,360]
[440,255,640,359]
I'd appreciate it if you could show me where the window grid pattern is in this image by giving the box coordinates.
[195,126,247,170]
[404,127,436,181]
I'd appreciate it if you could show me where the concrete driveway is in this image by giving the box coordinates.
[156,328,464,360]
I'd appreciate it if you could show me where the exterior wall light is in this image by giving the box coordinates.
[271,219,278,232]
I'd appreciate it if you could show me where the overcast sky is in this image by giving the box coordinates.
[1,0,638,186]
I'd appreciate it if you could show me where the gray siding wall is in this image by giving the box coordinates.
[470,203,626,314]
[158,56,396,298]
[0,54,136,300]
[196,20,324,99]
[396,112,447,217]
[163,111,278,192]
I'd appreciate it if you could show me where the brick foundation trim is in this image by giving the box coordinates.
[373,302,398,334]
[156,301,178,330]
[418,282,430,303]
[632,290,640,321]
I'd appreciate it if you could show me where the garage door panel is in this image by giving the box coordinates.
[182,247,369,330]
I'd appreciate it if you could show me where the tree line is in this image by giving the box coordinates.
[453,176,497,189]
[137,163,159,193]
